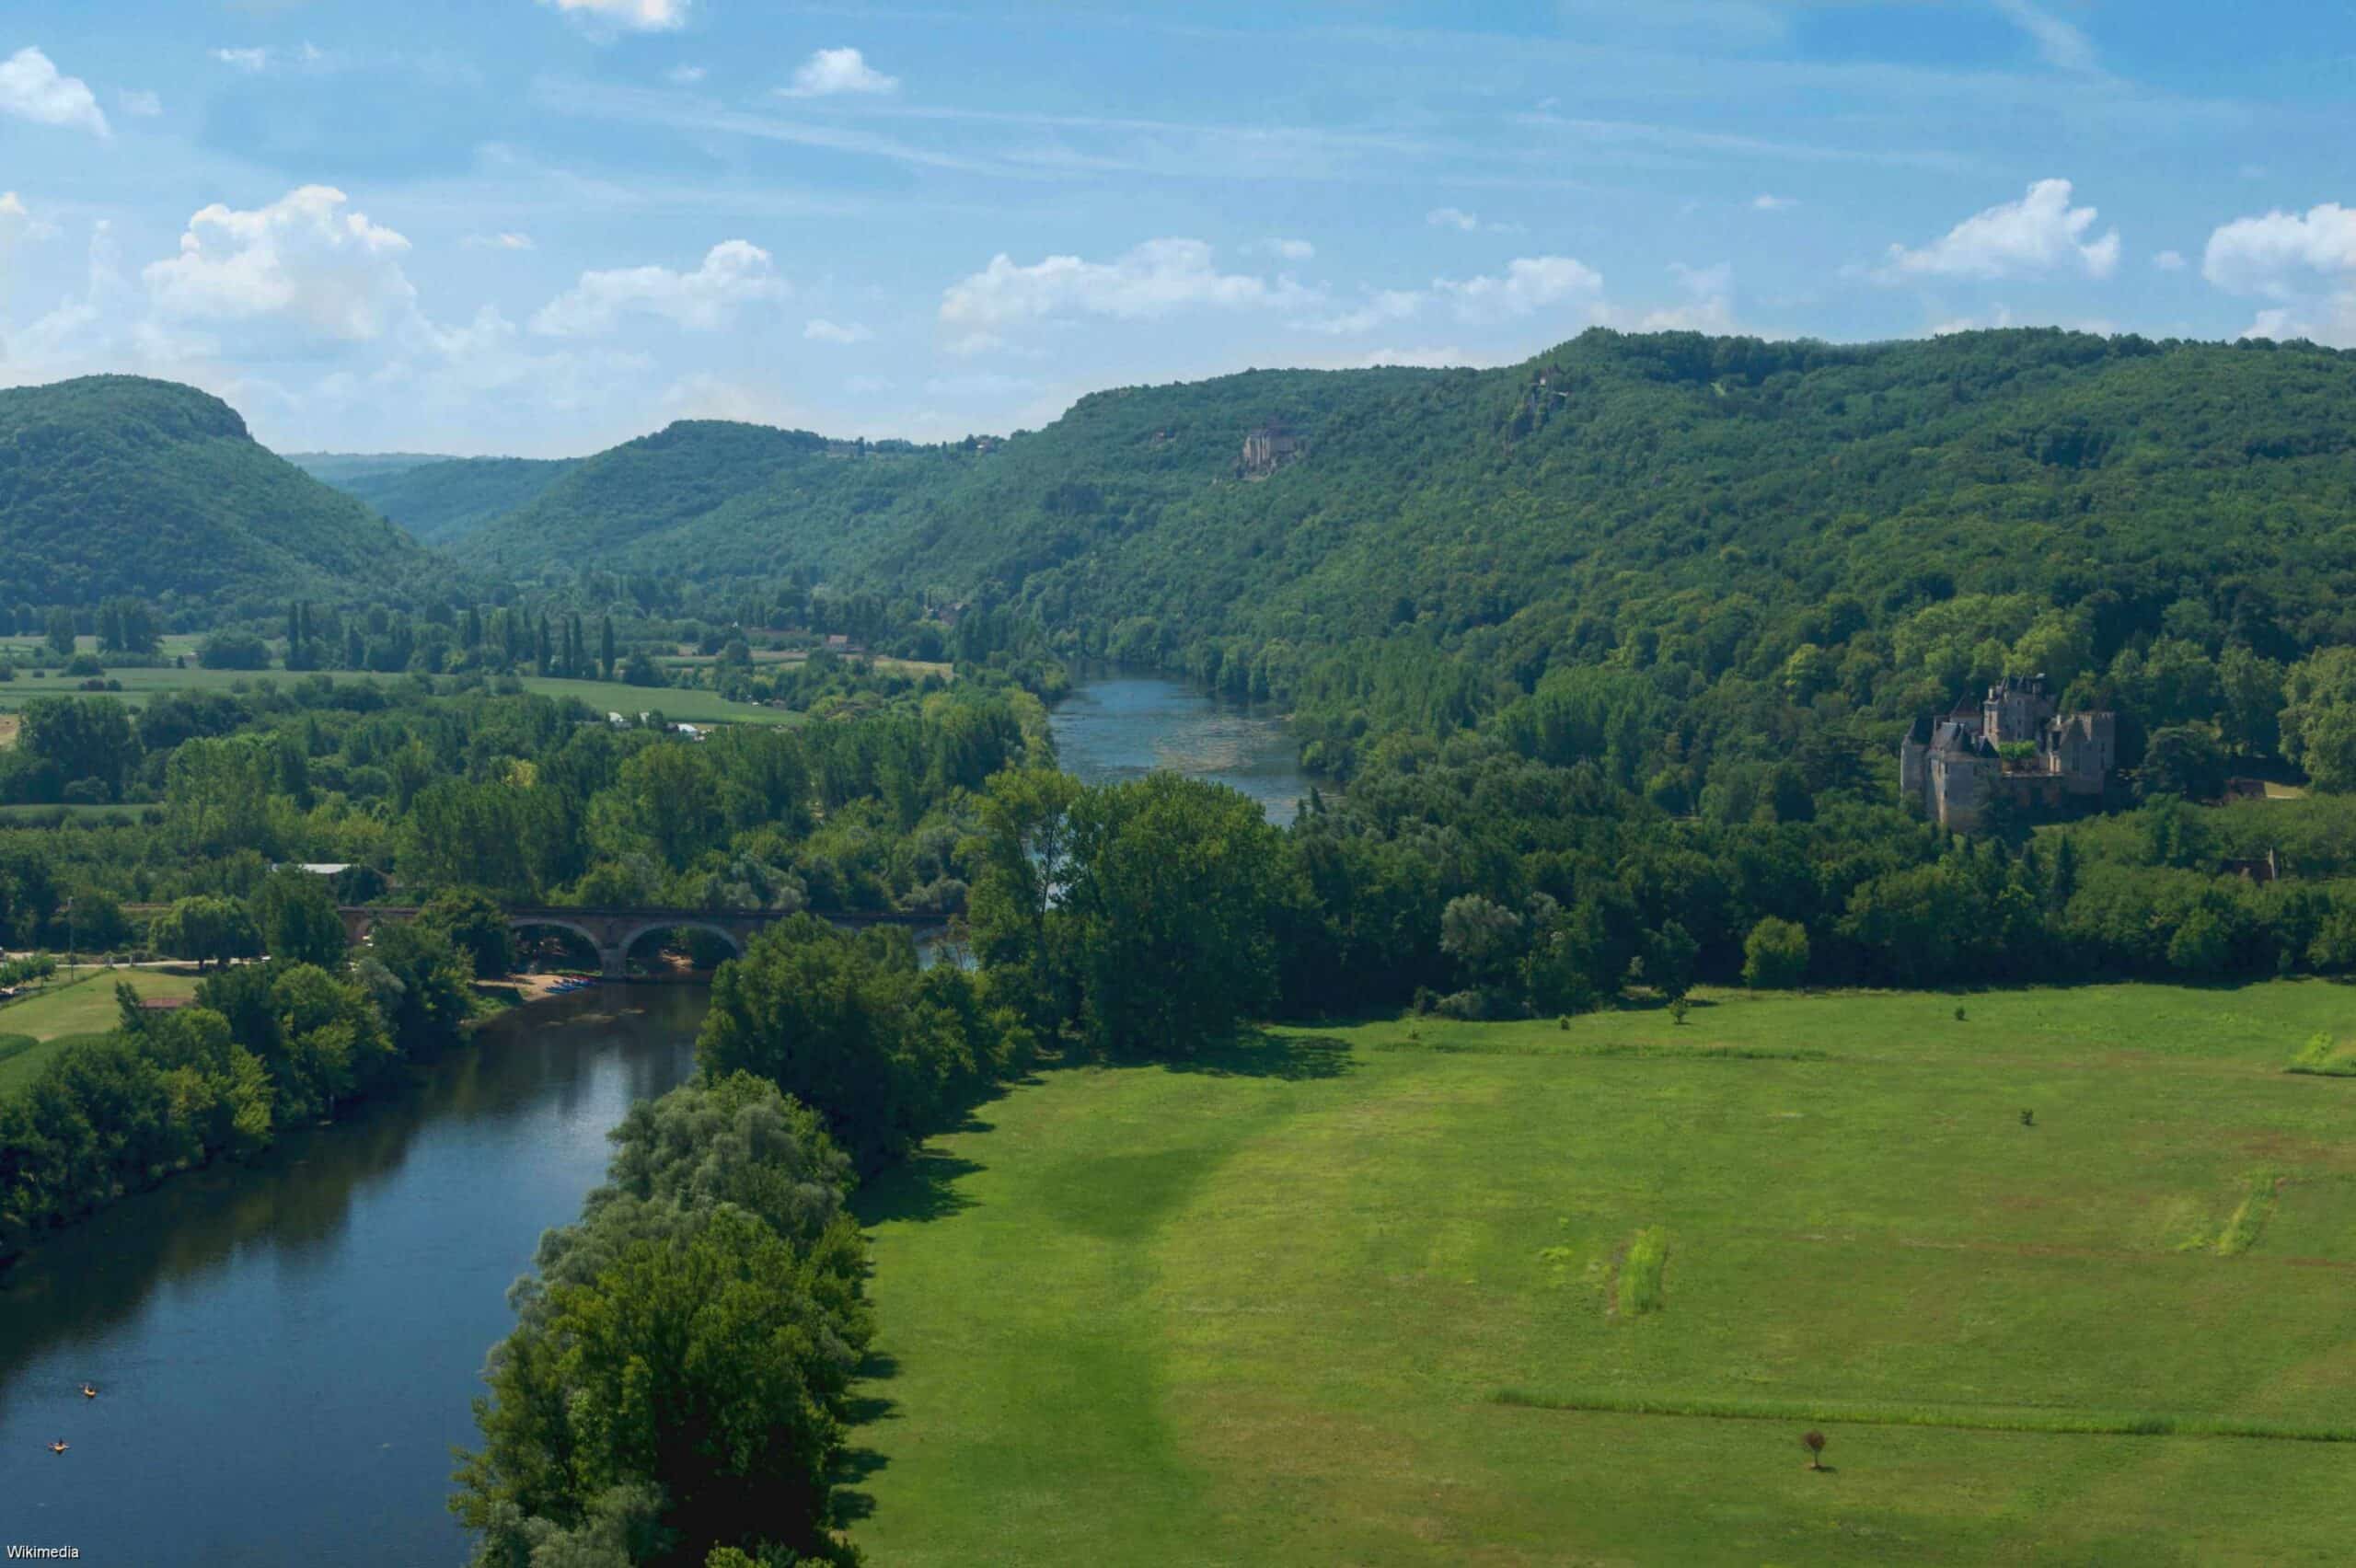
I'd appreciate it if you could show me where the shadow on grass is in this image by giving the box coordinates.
[834,1351,902,1524]
[851,1146,986,1227]
[1153,1028,1354,1082]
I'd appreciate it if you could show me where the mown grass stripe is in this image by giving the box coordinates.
[1492,1389,2356,1443]
[2215,1171,2282,1257]
[1368,1039,1830,1062]
[1615,1227,1669,1317]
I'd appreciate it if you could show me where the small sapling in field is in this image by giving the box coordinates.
[1802,1430,1828,1470]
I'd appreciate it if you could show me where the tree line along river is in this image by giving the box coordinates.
[0,671,1306,1567]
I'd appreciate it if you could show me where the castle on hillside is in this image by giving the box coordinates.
[1900,675,2118,830]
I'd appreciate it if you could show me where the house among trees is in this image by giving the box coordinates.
[1900,675,2118,830]
[1240,422,1303,477]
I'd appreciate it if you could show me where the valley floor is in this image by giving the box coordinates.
[849,983,2356,1566]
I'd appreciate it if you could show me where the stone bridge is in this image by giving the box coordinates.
[127,903,949,981]
[344,905,949,980]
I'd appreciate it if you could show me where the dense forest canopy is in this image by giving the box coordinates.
[0,376,456,620]
[293,452,580,547]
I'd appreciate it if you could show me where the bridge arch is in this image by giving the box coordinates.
[615,920,746,976]
[507,917,611,975]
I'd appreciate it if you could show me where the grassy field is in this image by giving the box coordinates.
[849,983,2356,1566]
[0,663,803,726]
[0,968,200,1095]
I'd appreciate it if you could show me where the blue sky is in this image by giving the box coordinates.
[0,0,2351,455]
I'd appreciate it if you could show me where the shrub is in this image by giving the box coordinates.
[1741,917,1810,990]
[1433,988,1488,1020]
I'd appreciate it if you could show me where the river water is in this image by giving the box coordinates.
[0,673,1297,1564]
[1047,669,1309,824]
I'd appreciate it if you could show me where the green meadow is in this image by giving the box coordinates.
[0,968,200,1095]
[0,662,801,726]
[850,983,2356,1567]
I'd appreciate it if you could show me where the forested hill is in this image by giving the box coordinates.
[0,376,451,617]
[834,331,2356,674]
[450,421,973,582]
[293,451,580,546]
[437,331,2356,702]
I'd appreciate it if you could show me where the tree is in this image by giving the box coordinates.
[964,767,1084,1034]
[44,606,75,657]
[2281,647,2356,791]
[197,628,272,670]
[148,895,261,970]
[166,736,277,857]
[251,869,349,968]
[698,917,941,1170]
[1057,773,1292,1057]
[1439,894,1524,989]
[600,615,617,681]
[1742,917,1810,990]
[1802,1430,1827,1470]
[419,887,515,980]
[2138,726,2228,802]
[18,697,140,801]
[453,1207,869,1568]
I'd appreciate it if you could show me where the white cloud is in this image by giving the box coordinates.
[1426,206,1480,232]
[940,238,1312,333]
[1433,255,1605,324]
[803,317,872,344]
[1753,193,1796,211]
[1357,345,1480,368]
[665,64,707,85]
[531,239,786,336]
[846,374,893,394]
[1245,236,1314,261]
[211,47,271,73]
[465,232,537,251]
[0,191,61,252]
[780,47,897,98]
[0,47,110,137]
[143,185,418,341]
[120,88,162,118]
[2153,249,2187,271]
[2202,204,2356,296]
[1931,304,2016,336]
[944,331,1005,357]
[1992,0,2098,73]
[1628,261,1738,332]
[539,0,690,33]
[1297,289,1425,336]
[2203,203,2356,347]
[1881,178,2119,282]
[925,370,1037,398]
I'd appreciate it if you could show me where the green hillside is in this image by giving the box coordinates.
[453,421,969,582]
[0,376,452,617]
[448,331,2356,723]
[294,452,581,546]
[834,330,2356,665]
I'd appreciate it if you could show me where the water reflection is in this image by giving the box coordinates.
[0,987,704,1568]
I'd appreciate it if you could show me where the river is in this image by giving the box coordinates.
[0,672,1299,1564]
[1046,668,1309,824]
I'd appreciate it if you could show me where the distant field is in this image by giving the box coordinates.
[511,677,806,724]
[853,983,2356,1566]
[0,969,200,1095]
[0,663,803,726]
